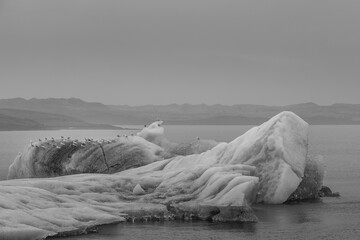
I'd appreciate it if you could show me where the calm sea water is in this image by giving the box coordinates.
[0,125,359,240]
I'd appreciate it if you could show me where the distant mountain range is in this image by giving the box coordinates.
[0,98,360,130]
[0,107,120,131]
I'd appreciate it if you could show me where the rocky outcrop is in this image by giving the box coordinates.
[318,186,340,197]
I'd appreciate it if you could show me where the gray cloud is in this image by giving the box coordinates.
[0,0,359,105]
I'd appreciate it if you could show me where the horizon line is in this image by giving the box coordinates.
[1,97,359,108]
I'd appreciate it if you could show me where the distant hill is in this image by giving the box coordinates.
[1,98,360,127]
[0,98,152,125]
[0,113,44,130]
[166,115,268,125]
[0,108,120,131]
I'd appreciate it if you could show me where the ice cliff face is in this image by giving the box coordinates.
[1,111,324,239]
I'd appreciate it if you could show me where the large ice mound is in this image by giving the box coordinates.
[7,111,311,204]
[1,111,324,239]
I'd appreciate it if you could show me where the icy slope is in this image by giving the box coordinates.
[163,111,309,203]
[0,162,258,239]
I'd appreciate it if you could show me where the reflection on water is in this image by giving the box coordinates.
[255,202,324,225]
[55,198,360,240]
[56,221,259,240]
[57,198,360,240]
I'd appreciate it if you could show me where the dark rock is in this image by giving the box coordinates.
[318,186,340,197]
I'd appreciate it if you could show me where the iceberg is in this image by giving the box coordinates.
[7,111,311,204]
[1,111,324,239]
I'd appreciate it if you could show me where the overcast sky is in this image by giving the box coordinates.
[0,0,359,105]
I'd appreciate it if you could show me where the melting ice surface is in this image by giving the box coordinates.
[0,111,324,239]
